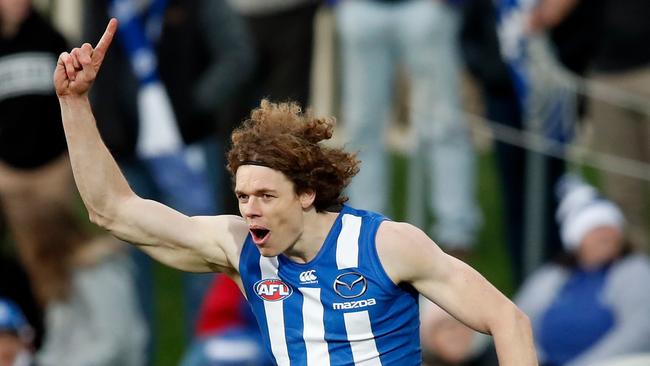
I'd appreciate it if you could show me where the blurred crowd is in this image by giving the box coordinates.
[0,0,648,365]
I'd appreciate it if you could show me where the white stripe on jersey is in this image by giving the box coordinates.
[299,287,330,365]
[260,256,280,278]
[259,256,290,366]
[336,214,362,269]
[336,214,382,365]
[344,311,382,366]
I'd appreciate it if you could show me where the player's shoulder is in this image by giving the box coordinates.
[375,221,443,284]
[376,220,431,248]
[192,213,247,231]
[202,214,248,244]
[375,220,441,265]
[192,214,249,263]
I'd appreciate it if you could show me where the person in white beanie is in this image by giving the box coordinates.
[514,174,650,366]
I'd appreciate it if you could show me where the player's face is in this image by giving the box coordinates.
[235,165,312,257]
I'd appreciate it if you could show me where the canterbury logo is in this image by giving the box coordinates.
[299,270,317,283]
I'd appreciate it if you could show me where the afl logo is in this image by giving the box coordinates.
[333,272,367,299]
[254,279,293,301]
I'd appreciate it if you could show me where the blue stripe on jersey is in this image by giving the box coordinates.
[238,250,273,360]
[287,291,307,365]
[239,205,421,365]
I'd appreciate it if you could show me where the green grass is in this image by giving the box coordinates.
[153,264,185,366]
[472,152,514,296]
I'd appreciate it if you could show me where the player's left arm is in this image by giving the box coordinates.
[376,221,538,366]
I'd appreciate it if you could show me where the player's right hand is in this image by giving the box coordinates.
[54,18,117,98]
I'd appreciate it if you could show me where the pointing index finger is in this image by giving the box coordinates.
[93,18,118,64]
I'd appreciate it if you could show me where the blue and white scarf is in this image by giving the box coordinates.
[109,0,216,215]
[496,0,576,147]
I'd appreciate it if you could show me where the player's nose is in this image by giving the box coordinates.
[242,197,262,218]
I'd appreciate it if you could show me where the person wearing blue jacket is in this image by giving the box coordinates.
[516,175,650,366]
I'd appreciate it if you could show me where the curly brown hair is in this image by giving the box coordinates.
[227,100,360,211]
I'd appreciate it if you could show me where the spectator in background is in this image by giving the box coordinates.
[180,275,272,366]
[420,299,494,366]
[0,298,34,366]
[30,236,147,366]
[1,174,42,352]
[227,0,319,108]
[461,0,600,284]
[588,0,650,252]
[515,174,650,366]
[0,256,43,351]
[224,0,320,213]
[0,0,68,173]
[84,0,255,343]
[0,201,5,242]
[0,2,147,365]
[336,0,481,255]
[460,0,533,284]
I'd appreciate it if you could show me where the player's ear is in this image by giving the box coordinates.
[299,189,316,209]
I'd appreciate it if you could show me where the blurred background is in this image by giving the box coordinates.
[1,0,648,365]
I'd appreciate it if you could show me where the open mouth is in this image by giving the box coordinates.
[250,227,271,244]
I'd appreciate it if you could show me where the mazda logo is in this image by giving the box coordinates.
[333,272,367,299]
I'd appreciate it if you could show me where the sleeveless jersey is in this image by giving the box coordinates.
[239,205,421,365]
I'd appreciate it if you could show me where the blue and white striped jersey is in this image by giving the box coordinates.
[239,205,421,365]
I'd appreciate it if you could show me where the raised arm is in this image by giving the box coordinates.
[376,221,538,366]
[54,19,246,274]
